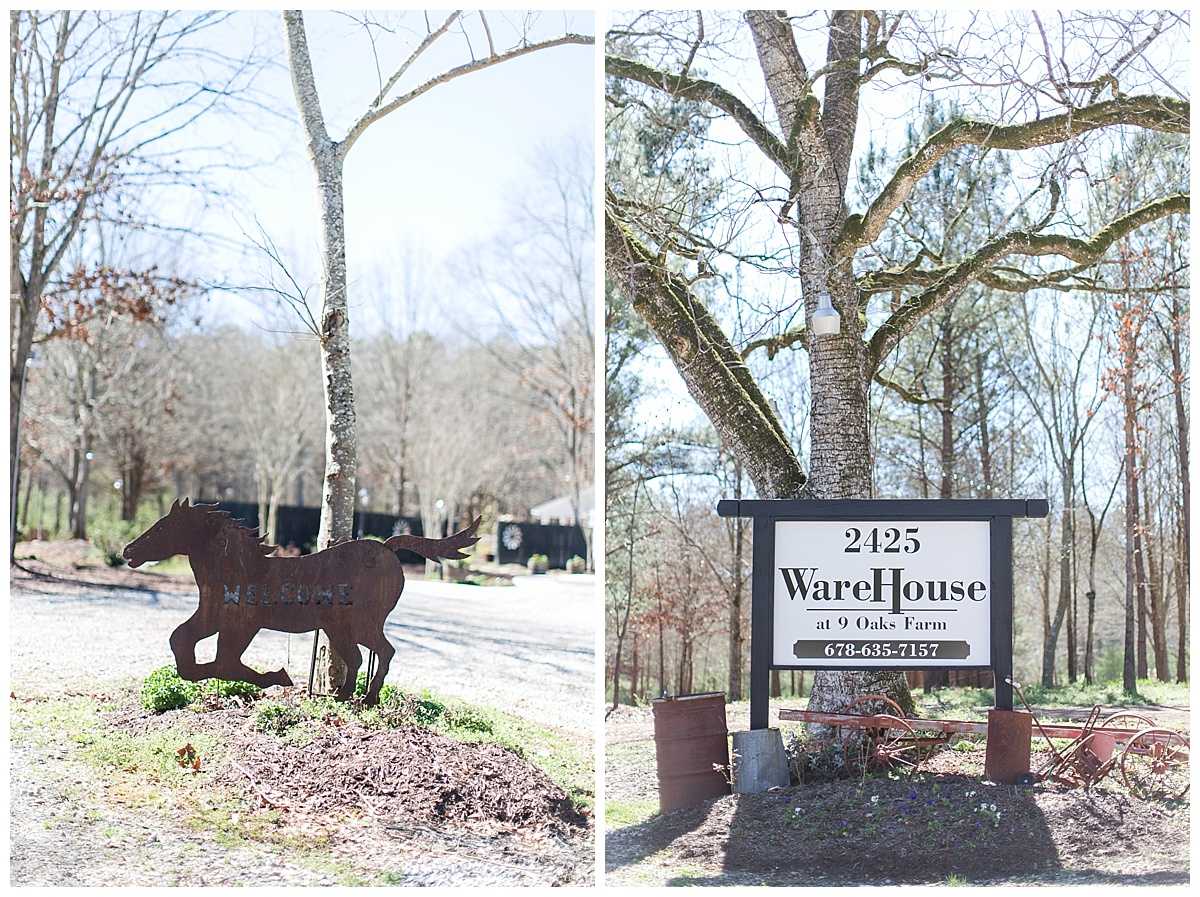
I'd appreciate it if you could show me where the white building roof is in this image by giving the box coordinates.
[531,484,594,528]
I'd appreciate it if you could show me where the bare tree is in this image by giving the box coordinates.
[605,10,1189,715]
[232,337,323,546]
[280,10,591,551]
[280,11,590,691]
[10,10,263,552]
[1002,292,1105,686]
[464,135,595,557]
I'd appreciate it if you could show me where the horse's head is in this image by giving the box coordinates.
[123,498,207,567]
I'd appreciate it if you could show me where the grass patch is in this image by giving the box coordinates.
[606,799,659,828]
[9,692,103,748]
[912,679,1189,721]
[10,691,284,849]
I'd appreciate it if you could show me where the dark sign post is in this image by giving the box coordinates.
[716,499,1049,730]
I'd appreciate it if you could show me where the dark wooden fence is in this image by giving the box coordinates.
[210,503,587,571]
[212,502,427,564]
[495,520,587,569]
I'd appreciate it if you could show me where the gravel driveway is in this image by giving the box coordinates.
[9,558,597,886]
[9,568,596,736]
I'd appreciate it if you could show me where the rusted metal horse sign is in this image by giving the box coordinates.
[123,499,480,704]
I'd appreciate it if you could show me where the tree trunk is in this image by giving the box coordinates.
[1122,363,1140,696]
[629,635,639,706]
[748,9,910,717]
[924,308,956,694]
[1084,589,1096,684]
[1168,281,1189,683]
[70,432,93,541]
[1042,477,1073,687]
[1040,515,1053,685]
[728,459,746,701]
[939,304,956,501]
[975,352,993,497]
[1141,476,1169,681]
[283,10,354,694]
[610,480,640,710]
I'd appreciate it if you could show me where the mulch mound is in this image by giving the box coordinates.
[106,695,588,839]
[607,746,1190,886]
[219,726,583,833]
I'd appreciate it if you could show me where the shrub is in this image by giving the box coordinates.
[352,671,401,706]
[446,707,494,735]
[252,700,299,734]
[414,693,446,726]
[90,518,141,567]
[141,666,200,712]
[204,678,262,701]
[378,683,400,706]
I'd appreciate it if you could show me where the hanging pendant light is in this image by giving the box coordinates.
[810,290,841,336]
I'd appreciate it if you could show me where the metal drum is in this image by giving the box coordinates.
[652,692,731,812]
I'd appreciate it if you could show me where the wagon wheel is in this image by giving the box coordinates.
[843,714,923,778]
[1120,728,1190,800]
[843,694,907,719]
[838,695,914,777]
[1100,711,1156,737]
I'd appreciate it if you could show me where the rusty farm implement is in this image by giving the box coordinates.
[779,682,1189,800]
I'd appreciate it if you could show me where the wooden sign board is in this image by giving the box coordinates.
[716,499,1049,729]
[773,519,991,668]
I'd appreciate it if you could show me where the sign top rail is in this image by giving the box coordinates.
[717,498,1050,520]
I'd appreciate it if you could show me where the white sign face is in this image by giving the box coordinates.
[773,520,991,668]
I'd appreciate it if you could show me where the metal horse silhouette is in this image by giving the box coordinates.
[123,499,480,704]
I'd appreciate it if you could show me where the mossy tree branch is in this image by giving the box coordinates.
[837,94,1189,260]
[873,373,946,406]
[605,54,792,172]
[606,194,807,499]
[741,326,807,360]
[867,191,1190,372]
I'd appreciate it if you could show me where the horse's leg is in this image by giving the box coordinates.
[214,627,293,688]
[327,629,363,702]
[169,613,219,681]
[361,630,395,706]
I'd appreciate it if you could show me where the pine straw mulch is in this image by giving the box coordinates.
[103,690,594,885]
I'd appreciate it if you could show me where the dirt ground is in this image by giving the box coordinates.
[605,702,1190,886]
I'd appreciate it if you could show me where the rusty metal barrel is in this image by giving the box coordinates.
[984,709,1032,784]
[652,692,731,812]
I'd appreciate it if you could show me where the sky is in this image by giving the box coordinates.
[164,9,596,331]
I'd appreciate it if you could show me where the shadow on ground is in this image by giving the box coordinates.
[606,772,1189,886]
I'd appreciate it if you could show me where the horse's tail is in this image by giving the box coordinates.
[385,516,482,561]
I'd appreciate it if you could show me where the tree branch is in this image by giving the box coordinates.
[606,192,807,499]
[837,94,1190,260]
[341,31,593,157]
[741,327,806,360]
[873,372,946,406]
[605,53,791,172]
[867,191,1190,371]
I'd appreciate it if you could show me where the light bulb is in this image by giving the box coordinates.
[810,291,841,336]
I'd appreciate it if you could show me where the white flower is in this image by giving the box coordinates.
[871,795,880,804]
